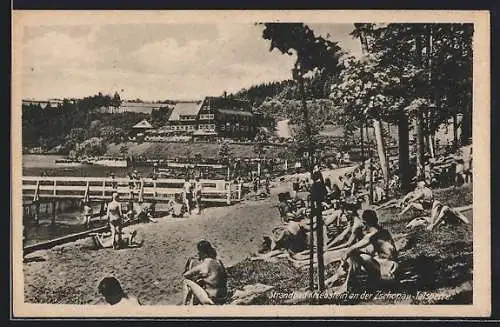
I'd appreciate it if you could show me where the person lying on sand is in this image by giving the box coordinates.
[405,200,471,231]
[399,181,434,217]
[98,276,141,306]
[182,240,228,305]
[427,201,470,231]
[326,209,399,293]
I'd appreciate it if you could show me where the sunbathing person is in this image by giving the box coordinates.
[327,202,364,251]
[98,276,141,306]
[427,200,470,231]
[182,240,228,305]
[399,181,434,216]
[326,209,398,292]
[269,220,309,254]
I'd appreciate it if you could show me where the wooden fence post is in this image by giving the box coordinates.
[226,182,231,205]
[51,200,56,225]
[34,202,40,225]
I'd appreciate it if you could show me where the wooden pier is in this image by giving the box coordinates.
[22,176,242,205]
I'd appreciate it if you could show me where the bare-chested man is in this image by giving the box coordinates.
[182,240,228,305]
[327,209,398,292]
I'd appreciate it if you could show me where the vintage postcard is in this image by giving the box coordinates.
[11,10,490,318]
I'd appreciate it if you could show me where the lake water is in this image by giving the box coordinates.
[22,155,158,246]
[22,154,154,178]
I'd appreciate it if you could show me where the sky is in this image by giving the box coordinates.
[21,23,361,101]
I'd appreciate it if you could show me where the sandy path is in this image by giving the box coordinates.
[23,197,282,305]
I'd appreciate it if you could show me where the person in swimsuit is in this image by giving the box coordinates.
[328,209,398,292]
[98,276,141,306]
[83,200,93,229]
[193,177,203,215]
[182,240,228,305]
[399,181,434,216]
[327,202,364,251]
[182,178,193,215]
[106,192,123,250]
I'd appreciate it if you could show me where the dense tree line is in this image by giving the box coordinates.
[22,92,148,155]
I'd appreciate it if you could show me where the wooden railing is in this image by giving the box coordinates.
[22,176,242,205]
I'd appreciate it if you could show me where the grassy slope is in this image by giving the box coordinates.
[106,142,285,160]
[226,185,473,305]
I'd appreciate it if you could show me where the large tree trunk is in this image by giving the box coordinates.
[298,73,319,293]
[373,119,389,184]
[461,105,472,146]
[415,110,425,180]
[453,114,458,148]
[360,120,365,161]
[397,114,411,192]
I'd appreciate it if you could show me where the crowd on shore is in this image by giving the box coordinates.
[65,144,473,306]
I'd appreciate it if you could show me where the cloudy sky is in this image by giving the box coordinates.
[21,23,361,101]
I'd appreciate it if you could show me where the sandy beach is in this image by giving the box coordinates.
[23,168,352,305]
[23,195,285,305]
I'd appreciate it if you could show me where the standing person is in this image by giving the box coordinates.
[110,173,118,190]
[83,200,93,229]
[253,177,259,199]
[292,177,300,198]
[106,192,124,250]
[98,277,141,306]
[193,177,203,215]
[183,177,193,215]
[182,240,228,305]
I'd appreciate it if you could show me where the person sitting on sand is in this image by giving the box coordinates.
[92,228,144,249]
[167,195,185,218]
[182,240,228,305]
[326,209,398,292]
[136,201,157,223]
[399,181,434,216]
[107,192,124,250]
[98,276,141,306]
[269,220,309,254]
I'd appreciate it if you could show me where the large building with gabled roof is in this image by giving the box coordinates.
[160,95,265,139]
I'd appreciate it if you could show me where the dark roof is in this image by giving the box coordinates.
[218,109,253,117]
[119,102,169,114]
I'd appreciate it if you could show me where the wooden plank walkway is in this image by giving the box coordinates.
[22,176,242,205]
